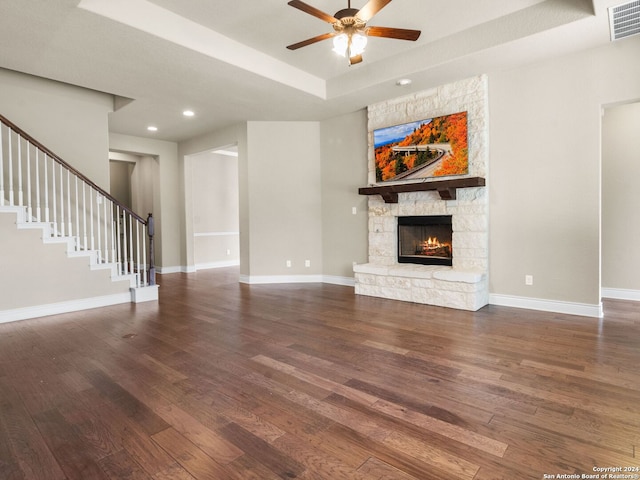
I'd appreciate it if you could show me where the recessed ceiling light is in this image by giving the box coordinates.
[396,78,412,87]
[183,110,195,117]
[147,126,158,132]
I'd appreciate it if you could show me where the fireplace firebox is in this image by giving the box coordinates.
[398,215,453,266]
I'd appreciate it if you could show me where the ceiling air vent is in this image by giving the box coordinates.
[609,0,640,41]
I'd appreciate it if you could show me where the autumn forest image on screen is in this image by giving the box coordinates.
[374,111,468,183]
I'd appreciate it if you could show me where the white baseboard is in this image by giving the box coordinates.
[0,292,132,324]
[601,287,640,301]
[195,260,240,271]
[238,274,355,286]
[239,274,324,284]
[322,275,355,287]
[156,266,185,274]
[157,264,240,274]
[158,268,353,286]
[489,294,603,318]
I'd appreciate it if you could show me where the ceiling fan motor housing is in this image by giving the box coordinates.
[333,8,366,34]
[334,8,360,19]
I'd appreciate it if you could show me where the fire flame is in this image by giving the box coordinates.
[424,237,442,249]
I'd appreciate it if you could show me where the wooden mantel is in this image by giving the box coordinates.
[358,176,485,203]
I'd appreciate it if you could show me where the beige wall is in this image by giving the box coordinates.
[0,68,113,190]
[246,121,322,277]
[130,156,157,223]
[5,37,640,314]
[109,151,156,221]
[602,101,640,291]
[0,212,130,311]
[489,37,640,306]
[109,134,180,270]
[320,110,369,279]
[109,160,133,209]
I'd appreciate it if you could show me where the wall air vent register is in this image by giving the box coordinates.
[609,0,640,41]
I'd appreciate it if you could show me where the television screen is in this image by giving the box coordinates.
[373,111,468,183]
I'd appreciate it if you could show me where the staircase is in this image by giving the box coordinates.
[0,114,158,323]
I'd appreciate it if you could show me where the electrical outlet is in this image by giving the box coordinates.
[286,260,292,268]
[305,260,310,267]
[226,249,231,256]
[525,275,534,286]
[352,206,357,215]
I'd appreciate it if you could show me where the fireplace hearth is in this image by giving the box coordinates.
[398,215,453,266]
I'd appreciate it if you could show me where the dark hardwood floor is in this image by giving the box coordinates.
[1,268,639,479]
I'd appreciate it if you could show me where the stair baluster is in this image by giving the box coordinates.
[17,135,23,207]
[51,154,57,236]
[35,149,41,222]
[58,162,65,237]
[8,128,13,206]
[26,142,32,220]
[43,152,49,223]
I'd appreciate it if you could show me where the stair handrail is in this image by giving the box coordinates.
[0,113,145,224]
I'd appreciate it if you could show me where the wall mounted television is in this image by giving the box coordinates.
[373,111,468,183]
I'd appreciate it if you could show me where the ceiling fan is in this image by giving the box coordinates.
[286,0,421,65]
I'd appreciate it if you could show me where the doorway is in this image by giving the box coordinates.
[187,146,240,271]
[601,100,640,301]
[109,151,156,219]
[109,158,133,210]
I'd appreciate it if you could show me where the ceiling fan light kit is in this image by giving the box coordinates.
[332,32,367,58]
[286,0,421,65]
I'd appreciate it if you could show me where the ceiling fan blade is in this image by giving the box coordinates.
[356,0,392,22]
[366,26,421,41]
[287,0,338,24]
[349,54,363,65]
[286,32,336,50]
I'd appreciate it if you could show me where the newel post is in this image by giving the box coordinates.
[147,213,156,286]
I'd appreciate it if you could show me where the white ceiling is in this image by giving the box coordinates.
[0,0,624,142]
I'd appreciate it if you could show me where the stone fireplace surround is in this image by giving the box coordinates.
[353,76,489,311]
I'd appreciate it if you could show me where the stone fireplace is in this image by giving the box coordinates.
[354,76,489,311]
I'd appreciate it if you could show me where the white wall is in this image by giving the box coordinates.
[489,36,640,312]
[0,68,113,190]
[602,101,640,294]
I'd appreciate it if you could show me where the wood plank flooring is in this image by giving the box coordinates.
[1,267,639,479]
